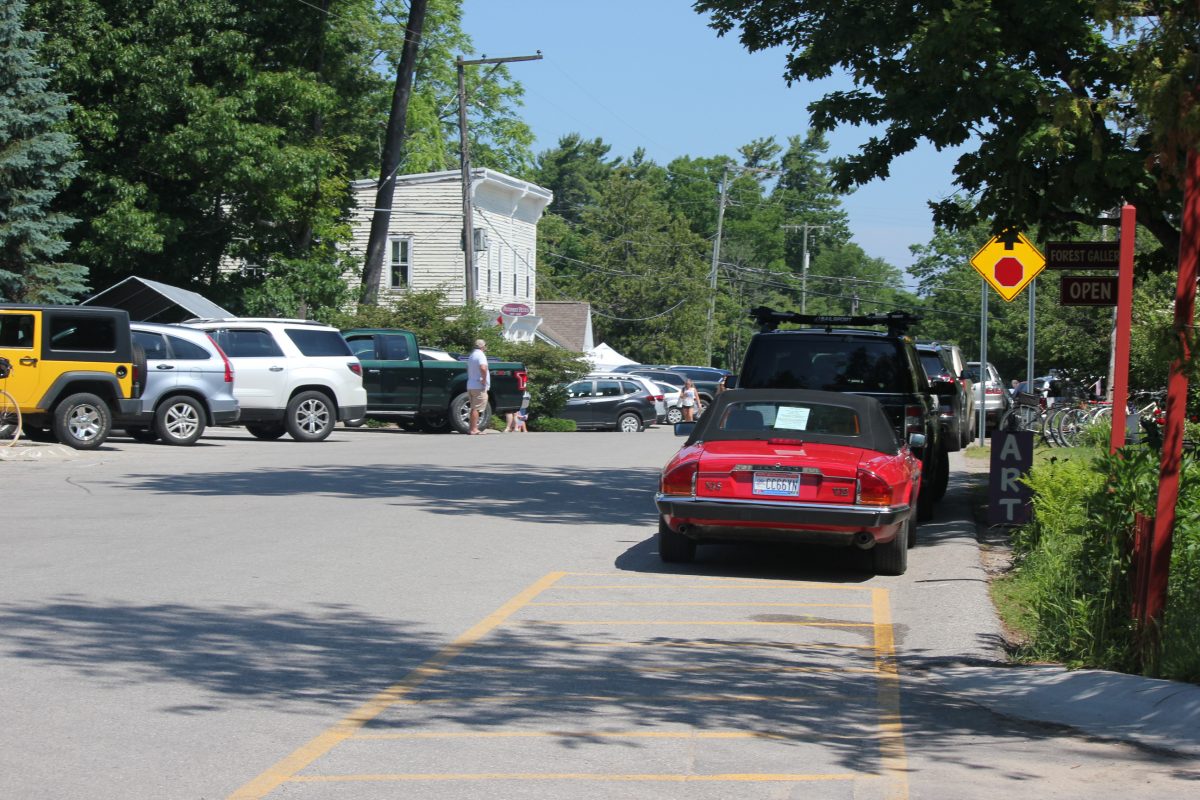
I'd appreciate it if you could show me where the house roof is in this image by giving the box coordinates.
[536,301,591,352]
[82,276,234,323]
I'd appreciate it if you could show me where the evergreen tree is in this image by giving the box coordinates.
[0,0,85,303]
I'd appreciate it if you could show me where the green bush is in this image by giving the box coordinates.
[529,416,576,432]
[1006,446,1200,681]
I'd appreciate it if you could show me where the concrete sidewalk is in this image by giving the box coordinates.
[939,444,1200,757]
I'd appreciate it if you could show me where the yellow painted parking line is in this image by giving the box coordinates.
[520,619,875,627]
[226,571,567,800]
[351,730,883,742]
[436,664,879,675]
[528,601,872,608]
[288,772,862,783]
[871,588,909,800]
[560,572,874,590]
[394,692,854,706]
[560,639,878,651]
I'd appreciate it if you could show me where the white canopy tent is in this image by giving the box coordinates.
[585,342,638,372]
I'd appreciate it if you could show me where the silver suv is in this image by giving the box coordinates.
[122,323,240,445]
[183,318,367,442]
[968,360,1011,432]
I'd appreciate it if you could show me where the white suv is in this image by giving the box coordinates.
[182,318,367,442]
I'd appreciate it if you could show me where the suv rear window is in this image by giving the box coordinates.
[48,315,116,352]
[286,328,353,357]
[918,351,949,380]
[741,335,916,393]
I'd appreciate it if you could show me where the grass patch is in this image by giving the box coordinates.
[989,572,1036,651]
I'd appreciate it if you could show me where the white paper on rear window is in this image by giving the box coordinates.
[774,406,811,430]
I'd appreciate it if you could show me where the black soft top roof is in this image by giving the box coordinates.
[685,388,900,454]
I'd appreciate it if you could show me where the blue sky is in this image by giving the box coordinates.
[461,0,966,274]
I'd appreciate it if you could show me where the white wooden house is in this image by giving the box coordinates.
[347,169,553,311]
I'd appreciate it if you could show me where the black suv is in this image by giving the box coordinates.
[915,342,972,453]
[737,308,948,521]
[560,377,656,432]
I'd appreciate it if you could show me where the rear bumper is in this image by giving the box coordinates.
[655,495,910,529]
[339,404,366,421]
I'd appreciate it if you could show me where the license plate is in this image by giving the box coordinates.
[752,471,802,497]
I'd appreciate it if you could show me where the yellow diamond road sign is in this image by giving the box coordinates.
[970,231,1046,302]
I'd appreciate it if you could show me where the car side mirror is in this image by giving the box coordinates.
[674,422,696,436]
[908,432,926,449]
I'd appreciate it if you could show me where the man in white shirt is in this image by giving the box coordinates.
[466,339,490,435]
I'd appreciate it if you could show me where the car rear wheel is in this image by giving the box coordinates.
[617,412,643,433]
[246,422,286,440]
[53,393,111,450]
[125,426,159,443]
[916,460,935,522]
[666,407,683,425]
[657,516,696,563]
[415,413,451,433]
[449,391,491,434]
[155,394,206,446]
[931,444,950,501]
[873,518,909,576]
[286,391,335,442]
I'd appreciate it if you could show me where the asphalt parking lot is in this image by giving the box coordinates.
[2,426,1196,799]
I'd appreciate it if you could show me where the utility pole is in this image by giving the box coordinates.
[705,167,729,367]
[457,52,542,305]
[781,223,827,313]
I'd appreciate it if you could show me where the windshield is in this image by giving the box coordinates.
[741,335,916,393]
[717,400,861,437]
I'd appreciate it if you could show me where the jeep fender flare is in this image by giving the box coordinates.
[37,372,124,413]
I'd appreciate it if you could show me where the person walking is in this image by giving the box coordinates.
[681,378,697,422]
[466,339,490,435]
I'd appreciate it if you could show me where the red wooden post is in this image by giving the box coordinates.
[1147,152,1200,627]
[1110,204,1136,454]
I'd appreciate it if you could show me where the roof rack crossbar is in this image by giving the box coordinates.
[748,306,920,336]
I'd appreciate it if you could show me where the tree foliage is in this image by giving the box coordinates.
[695,0,1197,260]
[0,0,85,303]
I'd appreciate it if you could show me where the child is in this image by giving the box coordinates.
[514,390,531,432]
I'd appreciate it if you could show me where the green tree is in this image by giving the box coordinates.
[0,0,85,303]
[695,1,1193,258]
[534,134,619,225]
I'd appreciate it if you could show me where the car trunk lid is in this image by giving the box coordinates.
[693,440,863,504]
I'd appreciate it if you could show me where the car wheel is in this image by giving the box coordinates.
[657,516,696,563]
[53,393,111,450]
[873,519,909,576]
[342,418,365,428]
[932,445,950,501]
[125,426,159,443]
[285,390,335,442]
[449,391,491,434]
[617,412,643,433]
[666,407,683,424]
[246,422,287,440]
[916,465,935,522]
[155,394,206,446]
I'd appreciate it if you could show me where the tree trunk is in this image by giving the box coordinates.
[359,0,428,305]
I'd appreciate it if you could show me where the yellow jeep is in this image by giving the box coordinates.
[0,305,144,449]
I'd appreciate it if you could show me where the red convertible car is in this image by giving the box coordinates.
[655,389,923,575]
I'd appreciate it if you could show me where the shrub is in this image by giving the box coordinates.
[529,416,576,432]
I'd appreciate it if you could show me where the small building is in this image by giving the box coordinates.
[535,301,594,352]
[347,169,553,312]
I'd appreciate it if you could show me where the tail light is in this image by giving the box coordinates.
[904,404,924,435]
[207,335,234,383]
[347,361,363,377]
[661,461,699,496]
[516,370,528,390]
[652,394,664,402]
[985,387,1002,395]
[856,469,894,506]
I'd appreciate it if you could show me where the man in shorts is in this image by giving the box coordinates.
[466,339,490,435]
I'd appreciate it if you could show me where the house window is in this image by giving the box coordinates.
[389,237,412,288]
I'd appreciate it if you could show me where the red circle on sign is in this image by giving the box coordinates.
[995,257,1023,287]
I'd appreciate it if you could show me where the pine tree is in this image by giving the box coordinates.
[0,0,85,303]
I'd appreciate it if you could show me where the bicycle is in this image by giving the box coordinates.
[0,356,22,447]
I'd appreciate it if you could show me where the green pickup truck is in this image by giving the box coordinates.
[342,329,527,433]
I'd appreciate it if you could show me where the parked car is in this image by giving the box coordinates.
[183,318,366,442]
[559,376,657,432]
[0,304,144,449]
[588,372,664,420]
[967,361,1011,433]
[667,365,733,402]
[123,322,239,445]
[623,367,717,415]
[915,342,974,451]
[655,389,923,575]
[343,328,526,433]
[737,308,946,521]
[654,380,683,424]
